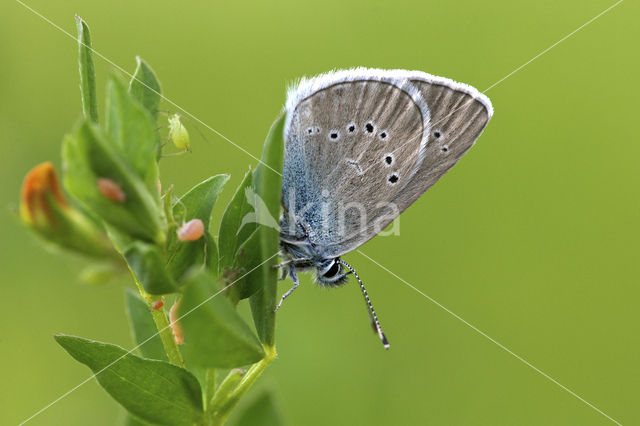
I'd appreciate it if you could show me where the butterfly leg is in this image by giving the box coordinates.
[274,265,299,312]
[272,257,311,270]
[278,266,289,281]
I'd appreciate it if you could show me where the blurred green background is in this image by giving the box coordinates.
[1,0,638,424]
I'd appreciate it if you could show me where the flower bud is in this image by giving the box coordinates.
[97,178,126,203]
[20,162,116,258]
[170,299,184,345]
[177,219,204,242]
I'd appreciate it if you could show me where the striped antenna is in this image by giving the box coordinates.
[338,259,390,349]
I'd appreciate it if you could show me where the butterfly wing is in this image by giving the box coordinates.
[281,68,430,258]
[390,71,493,212]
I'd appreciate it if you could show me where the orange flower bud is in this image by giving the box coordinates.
[151,300,164,310]
[177,219,204,242]
[20,162,68,226]
[19,162,117,258]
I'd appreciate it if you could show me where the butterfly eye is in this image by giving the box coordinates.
[387,173,399,185]
[382,153,394,167]
[378,130,388,141]
[328,130,340,141]
[364,121,375,134]
[346,123,357,134]
[323,261,341,278]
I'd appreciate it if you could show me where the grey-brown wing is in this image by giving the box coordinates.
[390,71,493,213]
[281,69,430,258]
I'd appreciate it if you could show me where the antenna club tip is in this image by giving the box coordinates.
[380,332,390,349]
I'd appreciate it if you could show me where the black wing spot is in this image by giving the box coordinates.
[364,121,375,133]
[347,123,357,133]
[306,127,313,135]
[329,130,340,141]
[440,145,449,154]
[433,130,442,139]
[315,126,322,134]
[383,153,394,166]
[378,130,388,141]
[387,173,399,185]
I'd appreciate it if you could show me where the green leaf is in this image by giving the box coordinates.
[124,289,168,361]
[124,414,152,426]
[106,76,161,197]
[249,113,285,346]
[205,231,219,277]
[179,271,265,368]
[75,16,98,123]
[166,175,229,281]
[232,228,266,299]
[218,170,256,271]
[63,121,164,243]
[55,335,203,426]
[79,262,119,286]
[129,57,161,120]
[125,241,178,294]
[231,391,283,426]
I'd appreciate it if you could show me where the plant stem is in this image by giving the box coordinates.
[209,345,276,425]
[205,368,217,409]
[130,268,185,367]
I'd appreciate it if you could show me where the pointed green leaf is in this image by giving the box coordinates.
[55,335,203,426]
[231,391,283,426]
[129,57,161,120]
[249,113,285,346]
[106,76,161,197]
[179,271,265,368]
[124,289,168,360]
[166,175,229,281]
[63,121,164,243]
[218,170,256,270]
[124,241,178,294]
[205,231,219,275]
[75,16,98,123]
[232,228,265,299]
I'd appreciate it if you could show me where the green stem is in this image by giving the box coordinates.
[204,368,217,409]
[130,268,184,367]
[209,345,276,425]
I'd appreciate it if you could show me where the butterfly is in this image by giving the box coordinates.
[275,68,493,348]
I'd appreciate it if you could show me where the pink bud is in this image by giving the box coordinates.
[170,300,184,345]
[177,219,204,241]
[97,178,126,203]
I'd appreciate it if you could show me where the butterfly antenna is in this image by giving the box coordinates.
[338,259,390,349]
